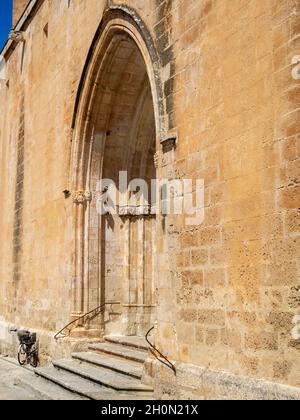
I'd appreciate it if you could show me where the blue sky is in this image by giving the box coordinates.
[0,0,13,51]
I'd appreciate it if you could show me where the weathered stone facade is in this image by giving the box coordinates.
[0,0,300,399]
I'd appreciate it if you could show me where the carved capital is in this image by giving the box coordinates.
[73,191,92,205]
[9,31,25,43]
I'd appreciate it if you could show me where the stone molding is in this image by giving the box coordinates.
[154,152,161,169]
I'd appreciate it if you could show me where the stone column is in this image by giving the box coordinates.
[137,216,145,305]
[123,218,131,304]
[71,191,92,323]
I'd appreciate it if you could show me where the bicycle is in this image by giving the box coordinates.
[13,329,39,368]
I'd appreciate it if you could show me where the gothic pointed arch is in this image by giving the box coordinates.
[69,6,166,336]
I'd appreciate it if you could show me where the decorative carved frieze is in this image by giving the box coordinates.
[117,205,151,216]
[73,191,92,205]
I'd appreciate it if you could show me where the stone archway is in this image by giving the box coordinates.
[69,8,166,338]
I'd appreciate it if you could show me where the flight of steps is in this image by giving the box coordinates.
[20,336,153,400]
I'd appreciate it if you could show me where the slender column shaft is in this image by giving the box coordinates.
[71,191,91,323]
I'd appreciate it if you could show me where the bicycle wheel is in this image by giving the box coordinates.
[29,348,38,368]
[17,344,27,366]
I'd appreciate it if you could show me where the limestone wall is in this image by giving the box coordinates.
[12,0,30,27]
[0,0,299,399]
[151,0,300,396]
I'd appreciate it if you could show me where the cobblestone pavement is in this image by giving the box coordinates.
[0,358,37,400]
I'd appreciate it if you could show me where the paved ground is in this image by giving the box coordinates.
[0,358,37,400]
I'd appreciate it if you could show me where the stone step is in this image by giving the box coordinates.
[16,371,87,400]
[35,366,151,400]
[53,359,153,393]
[72,352,143,380]
[104,335,149,352]
[89,342,148,364]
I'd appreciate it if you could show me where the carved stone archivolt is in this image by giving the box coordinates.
[73,191,92,205]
